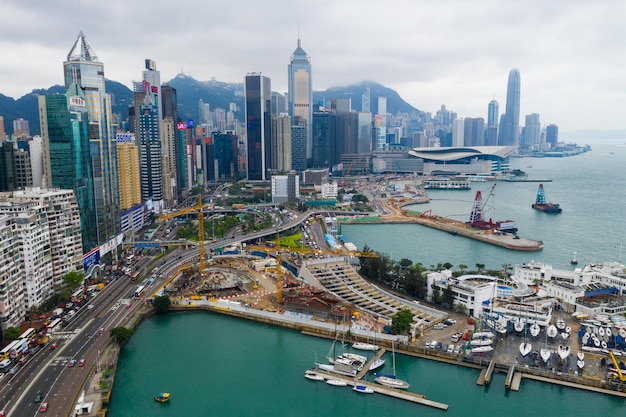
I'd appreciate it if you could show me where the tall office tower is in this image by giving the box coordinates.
[271,114,292,173]
[131,60,163,204]
[198,99,210,124]
[523,114,541,146]
[245,73,272,180]
[115,133,141,211]
[215,108,227,132]
[13,118,30,137]
[374,115,387,151]
[288,38,312,160]
[498,69,521,146]
[332,111,358,165]
[14,149,33,189]
[0,142,16,191]
[357,112,372,154]
[331,98,351,114]
[27,135,44,187]
[0,116,6,140]
[214,131,238,180]
[545,124,559,148]
[312,110,331,167]
[291,125,307,172]
[63,31,120,248]
[271,92,287,114]
[38,84,98,252]
[488,99,499,129]
[362,88,371,113]
[463,118,485,147]
[162,85,178,120]
[452,118,464,147]
[161,118,177,203]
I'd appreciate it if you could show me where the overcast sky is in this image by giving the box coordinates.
[1,0,624,132]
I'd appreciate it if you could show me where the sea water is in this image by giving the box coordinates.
[108,138,626,417]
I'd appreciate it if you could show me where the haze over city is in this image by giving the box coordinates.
[0,0,624,132]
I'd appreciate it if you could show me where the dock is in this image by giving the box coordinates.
[308,368,448,411]
[355,348,386,380]
[476,359,496,386]
[505,365,516,389]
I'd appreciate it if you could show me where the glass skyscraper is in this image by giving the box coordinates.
[245,73,272,180]
[63,31,120,247]
[38,83,98,252]
[498,69,521,146]
[288,38,312,161]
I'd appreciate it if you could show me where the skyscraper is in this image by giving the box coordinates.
[523,113,541,146]
[245,73,272,180]
[546,124,559,148]
[487,99,499,128]
[63,31,120,247]
[288,38,312,161]
[498,69,521,146]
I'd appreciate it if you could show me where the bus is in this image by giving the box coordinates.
[47,318,63,332]
[71,288,85,303]
[18,328,36,341]
[126,254,135,264]
[0,339,22,360]
[10,339,29,359]
[134,285,146,299]
[131,271,141,282]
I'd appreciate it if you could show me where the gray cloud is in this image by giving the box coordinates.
[1,0,624,131]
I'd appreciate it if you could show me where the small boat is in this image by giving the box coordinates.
[530,323,541,337]
[557,345,570,360]
[352,342,379,351]
[556,318,566,330]
[369,358,385,371]
[353,385,374,394]
[593,337,601,348]
[577,351,585,361]
[326,379,347,387]
[470,338,493,347]
[547,324,558,338]
[561,332,569,340]
[514,319,525,333]
[570,252,578,265]
[374,373,410,389]
[598,327,605,337]
[471,346,494,354]
[601,340,608,349]
[154,392,170,403]
[519,341,532,357]
[540,348,551,363]
[304,370,324,381]
[606,327,613,337]
[330,352,367,365]
[472,331,495,339]
[582,332,590,345]
[577,360,585,369]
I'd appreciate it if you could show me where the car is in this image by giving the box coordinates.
[8,366,18,375]
[39,402,48,412]
[87,305,94,310]
[0,408,6,416]
[67,359,77,367]
[34,391,43,402]
[50,341,59,350]
[435,342,443,350]
[447,344,455,353]
[78,358,86,367]
[98,328,105,335]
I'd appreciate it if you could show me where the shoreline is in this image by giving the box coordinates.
[94,300,626,415]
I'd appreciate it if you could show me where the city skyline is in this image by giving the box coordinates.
[0,1,624,133]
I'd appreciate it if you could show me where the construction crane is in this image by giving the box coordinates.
[157,195,213,278]
[608,351,626,381]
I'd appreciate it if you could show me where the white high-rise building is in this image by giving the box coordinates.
[0,214,25,328]
[452,118,465,147]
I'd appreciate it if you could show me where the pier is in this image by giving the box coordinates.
[355,348,386,380]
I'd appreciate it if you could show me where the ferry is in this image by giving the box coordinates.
[422,178,471,190]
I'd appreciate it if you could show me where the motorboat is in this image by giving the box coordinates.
[369,358,385,371]
[353,385,374,394]
[556,318,566,330]
[514,319,525,333]
[519,341,532,357]
[577,360,585,369]
[470,338,493,347]
[472,331,495,339]
[547,325,558,338]
[582,332,590,345]
[577,351,585,361]
[557,345,570,360]
[329,352,367,365]
[352,342,379,351]
[304,370,325,381]
[530,323,541,337]
[540,348,551,363]
[561,332,570,340]
[154,392,170,403]
[326,379,347,387]
[374,373,410,389]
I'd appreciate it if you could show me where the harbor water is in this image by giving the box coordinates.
[108,139,626,416]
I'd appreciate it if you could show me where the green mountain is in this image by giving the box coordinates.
[0,76,420,136]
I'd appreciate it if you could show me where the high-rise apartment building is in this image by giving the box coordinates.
[452,118,464,147]
[245,73,272,180]
[38,83,98,252]
[498,69,521,146]
[271,114,292,173]
[116,133,141,210]
[290,125,307,172]
[63,31,120,247]
[0,116,6,140]
[13,118,30,137]
[546,124,559,148]
[288,39,312,160]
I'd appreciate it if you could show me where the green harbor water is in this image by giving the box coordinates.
[109,139,626,416]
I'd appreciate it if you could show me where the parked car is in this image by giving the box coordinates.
[447,344,455,354]
[40,402,49,412]
[435,342,443,350]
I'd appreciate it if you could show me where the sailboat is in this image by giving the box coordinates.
[529,323,541,337]
[519,318,532,357]
[513,318,525,333]
[540,323,551,363]
[374,343,410,389]
[557,345,570,360]
[547,324,558,338]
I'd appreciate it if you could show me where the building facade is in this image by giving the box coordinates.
[245,73,272,180]
[498,69,521,146]
[288,38,313,161]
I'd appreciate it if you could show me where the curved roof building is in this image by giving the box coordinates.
[406,146,517,175]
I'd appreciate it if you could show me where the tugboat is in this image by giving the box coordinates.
[154,392,170,403]
[532,184,562,213]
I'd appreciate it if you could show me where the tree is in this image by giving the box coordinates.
[458,264,468,273]
[153,295,171,314]
[442,262,453,270]
[391,309,414,335]
[4,326,20,340]
[398,258,413,269]
[475,263,485,273]
[109,327,134,345]
[63,270,84,292]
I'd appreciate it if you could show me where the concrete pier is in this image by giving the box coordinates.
[355,348,386,380]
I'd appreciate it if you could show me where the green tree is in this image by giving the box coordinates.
[475,263,485,273]
[458,264,468,274]
[442,262,453,270]
[4,326,20,340]
[153,295,171,314]
[398,258,413,269]
[109,327,134,345]
[63,270,84,292]
[391,309,414,334]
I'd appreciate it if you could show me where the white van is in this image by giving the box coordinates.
[0,359,11,370]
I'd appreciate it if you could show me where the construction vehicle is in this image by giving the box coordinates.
[157,195,214,278]
[466,184,517,233]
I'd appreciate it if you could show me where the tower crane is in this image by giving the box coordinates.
[157,195,213,278]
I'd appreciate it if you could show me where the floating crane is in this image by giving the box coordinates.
[531,184,562,213]
[467,184,518,233]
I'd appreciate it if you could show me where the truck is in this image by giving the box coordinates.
[53,308,63,317]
